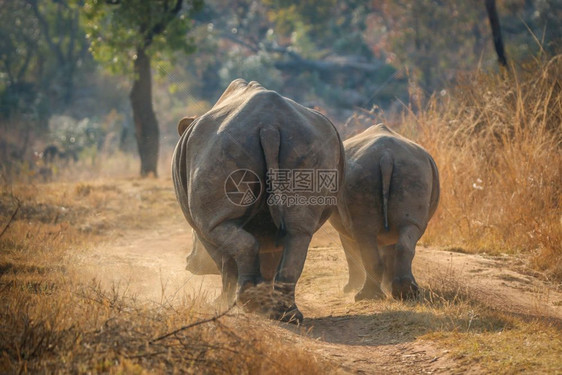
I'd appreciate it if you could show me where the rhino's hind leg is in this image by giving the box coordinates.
[272,232,313,324]
[380,244,396,291]
[340,235,365,293]
[354,235,386,301]
[390,225,421,300]
[205,223,262,309]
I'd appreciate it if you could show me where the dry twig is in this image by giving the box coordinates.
[0,198,20,239]
[150,305,235,343]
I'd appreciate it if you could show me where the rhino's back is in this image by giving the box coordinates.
[189,80,338,167]
[344,125,432,192]
[345,124,428,165]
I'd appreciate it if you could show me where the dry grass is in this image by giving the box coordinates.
[0,142,177,185]
[427,320,562,374]
[0,279,330,374]
[317,270,562,374]
[401,268,560,373]
[392,55,561,281]
[418,273,562,374]
[0,180,331,374]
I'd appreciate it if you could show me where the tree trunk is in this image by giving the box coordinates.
[485,0,507,67]
[130,48,159,177]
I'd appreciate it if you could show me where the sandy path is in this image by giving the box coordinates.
[77,222,222,304]
[414,247,562,321]
[76,220,562,374]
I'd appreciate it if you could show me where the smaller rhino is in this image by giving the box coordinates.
[329,124,440,300]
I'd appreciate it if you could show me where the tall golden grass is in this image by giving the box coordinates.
[403,55,561,281]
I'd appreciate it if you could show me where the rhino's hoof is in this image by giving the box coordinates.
[271,304,303,324]
[354,287,386,301]
[391,276,419,300]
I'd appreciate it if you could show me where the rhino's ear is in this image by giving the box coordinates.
[178,116,196,136]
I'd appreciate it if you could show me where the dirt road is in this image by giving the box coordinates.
[77,218,562,374]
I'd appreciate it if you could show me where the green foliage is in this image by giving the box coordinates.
[378,0,562,92]
[82,0,204,75]
[0,1,40,92]
[3,0,561,151]
[381,0,488,91]
[262,0,372,58]
[48,115,102,153]
[498,0,562,58]
[0,0,88,124]
[263,0,337,37]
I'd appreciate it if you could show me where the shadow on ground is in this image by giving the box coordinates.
[277,304,512,347]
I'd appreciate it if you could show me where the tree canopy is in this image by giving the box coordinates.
[81,0,203,177]
[1,0,561,175]
[0,0,88,126]
[82,0,203,75]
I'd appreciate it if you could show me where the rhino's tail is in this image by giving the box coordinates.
[259,126,286,245]
[427,155,440,220]
[380,151,393,231]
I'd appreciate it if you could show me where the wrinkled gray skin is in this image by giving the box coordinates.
[329,124,440,301]
[172,79,345,323]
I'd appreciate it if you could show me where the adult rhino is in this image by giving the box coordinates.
[172,79,346,323]
[329,124,439,300]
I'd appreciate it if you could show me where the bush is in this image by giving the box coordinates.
[404,55,561,281]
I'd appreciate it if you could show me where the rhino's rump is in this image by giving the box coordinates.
[173,81,342,245]
[341,127,436,240]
